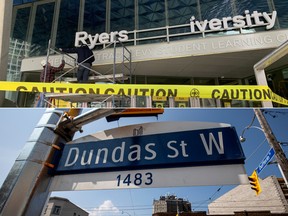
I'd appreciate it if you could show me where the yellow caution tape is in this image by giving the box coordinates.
[0,81,287,106]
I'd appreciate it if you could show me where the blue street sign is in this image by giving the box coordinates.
[54,126,245,175]
[256,148,275,174]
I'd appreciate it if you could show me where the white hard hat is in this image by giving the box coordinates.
[41,60,47,67]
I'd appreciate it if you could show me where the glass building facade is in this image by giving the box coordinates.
[9,0,288,107]
[11,0,288,55]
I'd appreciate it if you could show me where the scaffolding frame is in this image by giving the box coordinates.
[40,38,132,108]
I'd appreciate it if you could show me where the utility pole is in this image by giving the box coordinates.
[254,108,288,185]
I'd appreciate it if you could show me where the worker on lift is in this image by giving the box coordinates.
[35,59,65,107]
[40,59,65,83]
[60,42,95,83]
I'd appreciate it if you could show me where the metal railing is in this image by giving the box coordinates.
[91,14,275,49]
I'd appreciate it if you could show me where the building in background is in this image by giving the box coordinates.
[43,196,89,216]
[152,176,288,216]
[208,176,288,214]
[6,0,288,107]
[153,195,192,214]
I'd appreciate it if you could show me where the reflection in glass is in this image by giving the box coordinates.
[200,0,232,20]
[83,0,106,34]
[167,0,198,41]
[12,6,30,40]
[30,2,55,56]
[138,0,166,29]
[235,0,269,15]
[235,0,272,32]
[8,6,31,103]
[111,0,135,31]
[137,0,166,44]
[167,0,198,26]
[274,0,288,29]
[56,0,80,49]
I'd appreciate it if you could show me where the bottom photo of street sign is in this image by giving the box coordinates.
[50,122,249,191]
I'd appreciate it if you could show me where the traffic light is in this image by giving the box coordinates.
[248,170,262,195]
[64,108,81,119]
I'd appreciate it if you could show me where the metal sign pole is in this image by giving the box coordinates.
[0,109,75,216]
[0,108,122,215]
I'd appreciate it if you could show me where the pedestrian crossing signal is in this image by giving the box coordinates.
[248,170,262,195]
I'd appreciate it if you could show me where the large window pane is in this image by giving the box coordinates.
[235,0,271,32]
[167,0,198,26]
[167,0,199,41]
[9,5,31,93]
[199,0,239,37]
[138,0,166,44]
[30,2,55,56]
[56,0,80,49]
[83,0,106,34]
[200,0,233,20]
[274,0,288,29]
[235,0,270,15]
[12,6,31,41]
[111,0,135,31]
[138,0,166,29]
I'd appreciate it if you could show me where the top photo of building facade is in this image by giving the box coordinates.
[4,0,288,108]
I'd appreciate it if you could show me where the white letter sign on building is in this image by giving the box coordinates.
[190,10,277,34]
[50,122,248,191]
[75,30,129,49]
[73,10,277,50]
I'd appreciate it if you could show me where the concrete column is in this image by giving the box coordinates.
[0,0,12,106]
[254,68,273,107]
[253,40,288,108]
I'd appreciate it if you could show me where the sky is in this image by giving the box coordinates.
[1,108,288,216]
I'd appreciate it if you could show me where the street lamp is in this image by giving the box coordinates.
[239,125,264,143]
